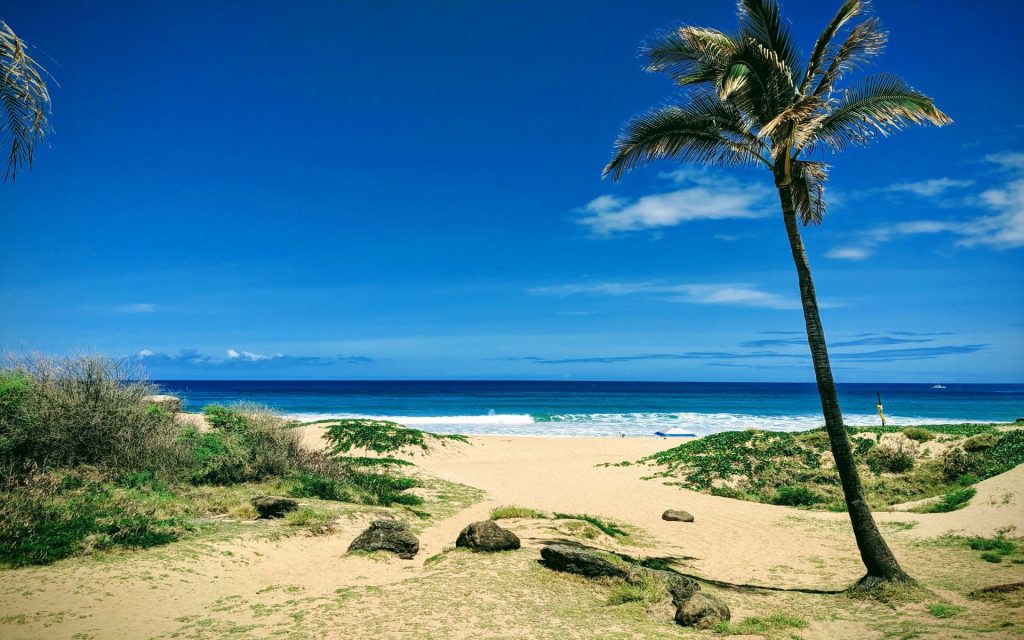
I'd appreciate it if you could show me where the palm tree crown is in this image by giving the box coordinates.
[0,20,51,182]
[603,0,951,224]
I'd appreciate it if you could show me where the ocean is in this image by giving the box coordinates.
[154,380,1024,437]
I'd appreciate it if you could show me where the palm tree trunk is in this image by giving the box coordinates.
[776,184,912,587]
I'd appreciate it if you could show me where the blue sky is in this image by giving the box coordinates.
[1,0,1022,382]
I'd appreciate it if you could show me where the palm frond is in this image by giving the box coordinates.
[603,97,767,180]
[811,17,887,98]
[799,0,865,94]
[644,26,740,88]
[736,0,800,81]
[0,21,51,182]
[790,160,829,225]
[811,74,951,152]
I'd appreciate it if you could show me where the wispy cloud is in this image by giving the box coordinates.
[115,303,156,313]
[884,178,975,197]
[827,152,1024,258]
[135,349,373,368]
[741,334,934,348]
[831,344,988,361]
[529,281,805,310]
[501,342,987,365]
[576,171,770,236]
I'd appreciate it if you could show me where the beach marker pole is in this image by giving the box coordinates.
[876,392,887,428]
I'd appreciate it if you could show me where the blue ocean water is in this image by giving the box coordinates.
[155,381,1024,437]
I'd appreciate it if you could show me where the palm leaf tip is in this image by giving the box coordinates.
[0,20,51,182]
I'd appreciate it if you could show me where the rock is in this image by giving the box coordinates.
[540,544,634,580]
[662,509,695,523]
[456,520,521,551]
[145,394,181,413]
[251,495,298,519]
[348,519,419,559]
[675,591,731,629]
[658,571,701,605]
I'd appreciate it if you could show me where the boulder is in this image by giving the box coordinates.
[145,394,181,413]
[251,495,298,519]
[540,544,634,580]
[456,520,521,551]
[675,591,731,629]
[662,509,695,523]
[658,571,701,605]
[348,519,419,559]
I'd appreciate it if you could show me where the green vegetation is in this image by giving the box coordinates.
[606,574,669,606]
[967,536,1017,565]
[913,487,976,513]
[552,513,628,538]
[927,603,965,618]
[490,505,547,520]
[902,428,935,443]
[714,612,808,635]
[641,424,1023,510]
[0,355,469,567]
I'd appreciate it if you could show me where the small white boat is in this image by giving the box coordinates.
[932,384,947,389]
[655,427,697,438]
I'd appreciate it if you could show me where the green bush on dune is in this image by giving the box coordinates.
[642,424,1023,511]
[0,356,454,567]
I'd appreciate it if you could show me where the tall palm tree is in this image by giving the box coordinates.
[0,20,51,182]
[604,0,950,588]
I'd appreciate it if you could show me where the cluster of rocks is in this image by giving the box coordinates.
[255,498,724,629]
[540,544,729,628]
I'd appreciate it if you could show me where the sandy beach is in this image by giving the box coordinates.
[1,429,1022,639]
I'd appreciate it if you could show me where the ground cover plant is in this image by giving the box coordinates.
[0,355,469,567]
[641,424,1023,511]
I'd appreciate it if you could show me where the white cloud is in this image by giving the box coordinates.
[226,348,280,361]
[985,151,1024,170]
[115,303,155,313]
[827,152,1024,256]
[884,178,974,197]
[529,281,803,310]
[577,173,770,236]
[826,247,871,261]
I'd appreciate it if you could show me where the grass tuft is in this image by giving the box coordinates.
[490,505,547,520]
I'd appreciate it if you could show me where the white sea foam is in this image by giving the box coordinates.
[281,411,980,437]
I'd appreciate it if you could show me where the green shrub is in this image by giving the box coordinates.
[323,418,466,456]
[916,487,975,513]
[967,537,1015,554]
[289,472,353,502]
[963,432,1001,452]
[902,427,934,443]
[552,513,628,537]
[0,468,189,567]
[772,485,823,506]
[179,427,249,485]
[865,443,915,474]
[980,551,1004,563]
[180,406,304,485]
[490,505,546,519]
[0,356,185,475]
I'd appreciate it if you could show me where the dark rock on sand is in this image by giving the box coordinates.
[456,520,521,551]
[251,495,298,519]
[662,509,695,523]
[348,519,420,559]
[675,591,731,628]
[540,544,634,580]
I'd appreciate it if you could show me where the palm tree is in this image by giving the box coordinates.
[0,20,51,182]
[604,0,950,588]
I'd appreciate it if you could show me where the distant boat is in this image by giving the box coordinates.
[655,427,697,438]
[932,384,947,389]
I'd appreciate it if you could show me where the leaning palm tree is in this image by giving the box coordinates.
[0,20,51,182]
[604,0,949,588]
